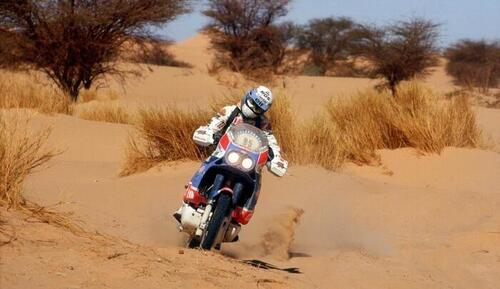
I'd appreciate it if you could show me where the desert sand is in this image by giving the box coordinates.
[1,34,500,289]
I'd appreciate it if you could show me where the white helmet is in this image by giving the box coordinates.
[241,86,273,118]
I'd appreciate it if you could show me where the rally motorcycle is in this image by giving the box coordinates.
[176,123,279,250]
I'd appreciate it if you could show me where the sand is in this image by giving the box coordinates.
[1,34,500,289]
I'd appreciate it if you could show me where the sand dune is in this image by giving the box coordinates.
[110,34,454,119]
[170,33,214,71]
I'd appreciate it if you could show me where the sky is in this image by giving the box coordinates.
[160,0,500,46]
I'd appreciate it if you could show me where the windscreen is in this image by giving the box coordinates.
[227,123,268,153]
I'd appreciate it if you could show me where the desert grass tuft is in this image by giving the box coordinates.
[79,88,119,103]
[306,83,483,170]
[388,84,481,152]
[0,71,73,115]
[0,113,90,236]
[121,83,483,175]
[75,103,133,124]
[0,113,57,208]
[299,115,347,169]
[120,108,212,176]
[267,92,301,162]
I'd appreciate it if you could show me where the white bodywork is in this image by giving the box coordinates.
[179,204,203,235]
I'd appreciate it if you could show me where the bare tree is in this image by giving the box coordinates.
[203,0,292,78]
[357,18,440,96]
[445,39,500,92]
[0,0,190,100]
[295,17,359,76]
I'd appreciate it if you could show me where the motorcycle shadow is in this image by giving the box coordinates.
[241,259,302,274]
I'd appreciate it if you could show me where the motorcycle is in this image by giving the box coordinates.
[176,123,283,250]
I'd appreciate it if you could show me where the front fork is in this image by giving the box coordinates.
[195,203,212,237]
[195,174,244,239]
[195,174,224,238]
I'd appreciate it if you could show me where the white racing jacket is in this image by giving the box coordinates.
[194,105,287,177]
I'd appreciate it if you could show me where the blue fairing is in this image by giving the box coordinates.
[190,142,261,202]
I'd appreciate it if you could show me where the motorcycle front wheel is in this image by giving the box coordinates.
[200,193,231,250]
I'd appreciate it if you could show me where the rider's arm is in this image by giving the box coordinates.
[193,105,236,146]
[207,105,238,133]
[265,132,282,159]
[261,121,288,177]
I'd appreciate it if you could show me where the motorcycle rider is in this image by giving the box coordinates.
[174,86,288,226]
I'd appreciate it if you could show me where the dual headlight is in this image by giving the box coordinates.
[226,151,255,171]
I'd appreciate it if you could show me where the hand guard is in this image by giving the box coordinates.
[193,126,215,147]
[268,156,288,177]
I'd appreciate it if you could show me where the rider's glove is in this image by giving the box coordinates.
[193,126,215,147]
[268,156,288,177]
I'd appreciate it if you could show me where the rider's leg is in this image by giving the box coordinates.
[181,164,207,207]
[231,174,261,225]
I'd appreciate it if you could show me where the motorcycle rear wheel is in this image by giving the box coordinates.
[200,193,231,250]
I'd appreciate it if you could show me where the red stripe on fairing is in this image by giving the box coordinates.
[257,151,269,165]
[219,134,230,150]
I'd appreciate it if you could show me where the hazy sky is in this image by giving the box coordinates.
[161,0,500,46]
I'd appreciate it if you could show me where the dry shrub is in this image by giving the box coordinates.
[120,108,212,176]
[1,0,191,100]
[79,88,119,103]
[357,18,440,96]
[388,85,481,151]
[303,83,482,170]
[299,115,346,169]
[0,71,72,114]
[267,93,300,161]
[209,93,242,113]
[0,113,57,208]
[294,17,359,76]
[75,103,133,124]
[326,91,398,165]
[445,40,500,92]
[203,0,292,81]
[0,113,92,236]
[121,83,482,175]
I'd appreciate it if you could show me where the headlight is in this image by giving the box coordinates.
[227,152,240,164]
[241,157,254,170]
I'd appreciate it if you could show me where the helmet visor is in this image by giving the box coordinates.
[245,98,265,115]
